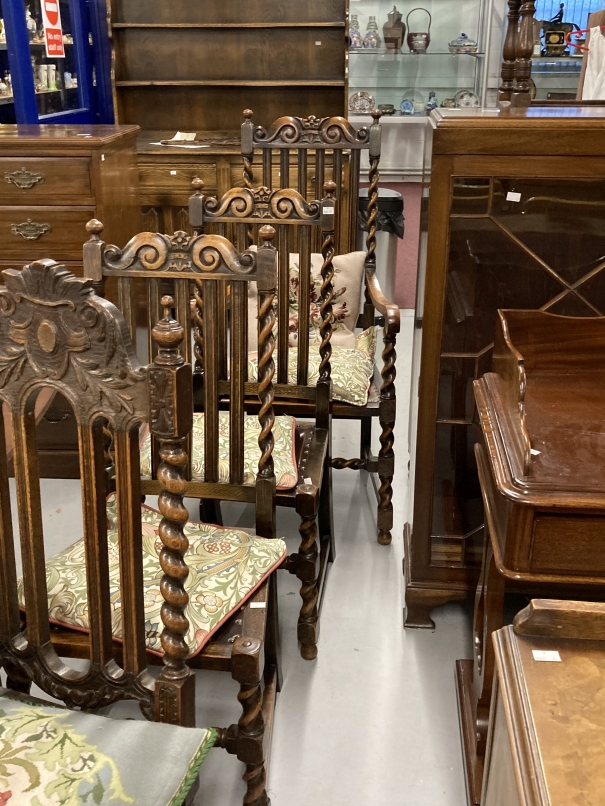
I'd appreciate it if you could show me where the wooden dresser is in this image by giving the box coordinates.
[0,124,141,275]
[0,124,141,478]
[483,599,605,806]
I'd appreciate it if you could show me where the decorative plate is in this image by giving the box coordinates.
[349,91,376,113]
[400,88,425,116]
[454,89,480,108]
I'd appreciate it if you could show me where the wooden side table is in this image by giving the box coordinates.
[482,600,605,806]
[457,309,605,805]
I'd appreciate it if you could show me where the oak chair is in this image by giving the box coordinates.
[0,260,217,805]
[190,179,336,662]
[83,221,329,664]
[5,248,286,805]
[239,110,399,546]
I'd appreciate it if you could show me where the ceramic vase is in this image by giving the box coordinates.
[383,6,405,51]
[363,16,382,49]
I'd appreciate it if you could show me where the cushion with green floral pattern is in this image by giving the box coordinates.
[17,495,287,658]
[140,412,297,490]
[248,327,377,407]
[0,690,215,806]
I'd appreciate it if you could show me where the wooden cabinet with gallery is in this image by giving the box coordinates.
[404,106,605,630]
[105,0,349,231]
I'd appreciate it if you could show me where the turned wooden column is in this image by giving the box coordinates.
[498,0,522,104]
[511,0,536,107]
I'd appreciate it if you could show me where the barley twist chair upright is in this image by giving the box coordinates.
[240,109,399,546]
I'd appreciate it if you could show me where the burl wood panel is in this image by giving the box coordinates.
[113,0,345,25]
[114,28,345,82]
[517,633,605,805]
[118,87,346,133]
[530,514,605,576]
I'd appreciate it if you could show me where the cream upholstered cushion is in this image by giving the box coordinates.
[247,250,366,350]
[140,412,298,491]
[248,327,377,407]
[17,495,287,658]
[0,691,216,806]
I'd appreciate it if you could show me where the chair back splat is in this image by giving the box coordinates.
[191,179,336,430]
[84,219,279,541]
[0,259,196,724]
[240,109,382,265]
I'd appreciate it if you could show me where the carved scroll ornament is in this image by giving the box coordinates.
[252,114,371,147]
[102,231,256,277]
[203,186,321,221]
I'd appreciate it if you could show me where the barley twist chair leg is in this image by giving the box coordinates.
[377,330,397,546]
[296,513,320,660]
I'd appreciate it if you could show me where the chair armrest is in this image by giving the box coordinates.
[364,270,400,334]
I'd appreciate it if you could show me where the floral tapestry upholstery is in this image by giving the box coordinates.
[17,496,287,657]
[0,691,216,806]
[287,251,366,349]
[140,412,297,490]
[247,250,366,351]
[248,327,377,407]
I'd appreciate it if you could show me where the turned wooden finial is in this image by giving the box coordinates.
[152,295,185,359]
[243,108,253,120]
[86,218,104,238]
[323,180,337,197]
[259,224,276,245]
[189,178,205,234]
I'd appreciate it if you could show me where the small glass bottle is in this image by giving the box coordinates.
[363,16,382,49]
[349,14,363,49]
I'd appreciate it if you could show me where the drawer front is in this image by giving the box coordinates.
[0,207,93,260]
[138,162,217,205]
[530,513,605,576]
[0,158,93,205]
[229,161,331,198]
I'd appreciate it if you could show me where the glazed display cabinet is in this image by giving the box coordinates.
[0,0,103,123]
[404,106,605,629]
[348,0,493,114]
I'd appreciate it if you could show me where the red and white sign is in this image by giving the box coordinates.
[41,0,65,58]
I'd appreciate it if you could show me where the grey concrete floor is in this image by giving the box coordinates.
[16,312,472,806]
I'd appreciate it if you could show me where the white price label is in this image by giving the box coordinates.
[506,191,522,203]
[532,650,561,662]
[315,41,322,45]
[323,206,335,214]
[249,602,266,609]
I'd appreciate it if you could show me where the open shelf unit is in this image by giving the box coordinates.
[109,0,347,131]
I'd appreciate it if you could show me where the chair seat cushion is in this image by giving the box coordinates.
[17,496,287,658]
[140,412,297,490]
[248,327,377,406]
[0,691,215,806]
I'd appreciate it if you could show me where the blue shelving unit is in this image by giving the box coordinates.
[0,0,113,124]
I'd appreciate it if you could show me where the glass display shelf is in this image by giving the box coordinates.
[348,0,494,112]
[531,56,582,100]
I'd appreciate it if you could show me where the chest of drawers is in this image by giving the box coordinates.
[0,124,141,275]
[0,124,141,478]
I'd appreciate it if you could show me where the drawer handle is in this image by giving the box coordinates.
[5,168,45,189]
[11,219,51,240]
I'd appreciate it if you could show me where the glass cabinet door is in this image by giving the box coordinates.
[3,0,96,123]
